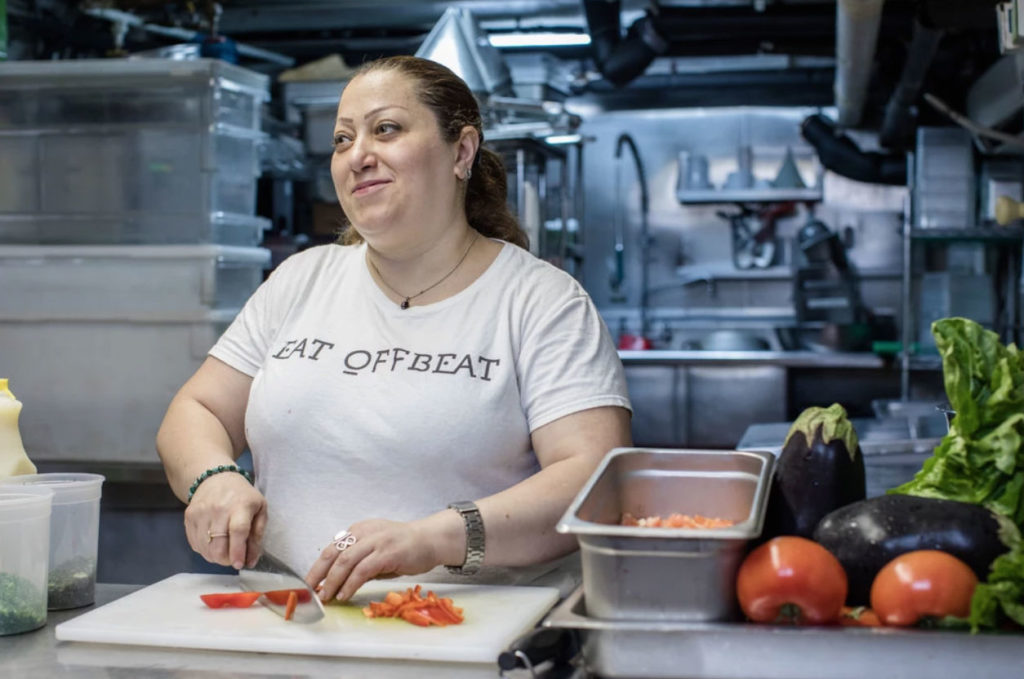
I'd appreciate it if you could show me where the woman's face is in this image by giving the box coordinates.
[331,69,463,249]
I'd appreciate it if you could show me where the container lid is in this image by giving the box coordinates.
[0,473,104,505]
[0,58,270,96]
[0,244,272,266]
[0,485,54,522]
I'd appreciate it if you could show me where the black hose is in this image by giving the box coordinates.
[581,0,668,87]
[801,114,907,185]
[879,18,944,149]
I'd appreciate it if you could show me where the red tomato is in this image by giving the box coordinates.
[736,536,848,625]
[199,591,262,609]
[869,550,978,626]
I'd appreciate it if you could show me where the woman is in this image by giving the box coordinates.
[156,55,632,603]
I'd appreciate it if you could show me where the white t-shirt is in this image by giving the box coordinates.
[209,239,631,588]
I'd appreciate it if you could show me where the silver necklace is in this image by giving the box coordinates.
[368,231,480,310]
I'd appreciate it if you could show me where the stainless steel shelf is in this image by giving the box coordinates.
[545,587,1024,679]
[910,226,1024,242]
[677,186,823,204]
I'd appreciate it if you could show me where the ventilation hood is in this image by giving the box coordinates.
[414,7,515,98]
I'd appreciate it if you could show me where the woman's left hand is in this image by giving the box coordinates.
[305,518,442,602]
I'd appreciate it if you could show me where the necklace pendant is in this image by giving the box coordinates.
[401,298,410,310]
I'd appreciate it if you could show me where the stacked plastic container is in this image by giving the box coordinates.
[0,58,272,462]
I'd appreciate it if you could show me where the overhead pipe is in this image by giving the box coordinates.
[879,18,944,149]
[581,0,669,87]
[801,114,906,185]
[834,0,885,128]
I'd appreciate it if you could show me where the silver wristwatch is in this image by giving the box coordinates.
[446,501,485,575]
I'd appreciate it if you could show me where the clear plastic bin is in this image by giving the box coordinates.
[0,212,269,246]
[0,474,104,610]
[0,309,238,463]
[0,245,270,318]
[0,127,263,219]
[0,58,268,132]
[0,485,53,634]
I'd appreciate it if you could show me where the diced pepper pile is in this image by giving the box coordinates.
[621,512,735,528]
[362,585,465,627]
[199,584,465,627]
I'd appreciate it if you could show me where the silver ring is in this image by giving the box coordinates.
[333,529,357,552]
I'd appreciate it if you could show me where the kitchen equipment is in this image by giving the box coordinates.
[0,473,104,609]
[0,378,35,479]
[772,147,806,189]
[238,551,324,623]
[792,216,871,343]
[699,330,770,352]
[55,573,559,664]
[913,126,975,230]
[680,151,711,190]
[0,245,270,318]
[1,308,236,463]
[0,59,268,245]
[0,484,53,635]
[541,586,1024,679]
[557,448,774,621]
[0,212,269,247]
[718,208,779,270]
[995,194,1024,225]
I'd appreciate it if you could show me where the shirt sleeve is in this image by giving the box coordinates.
[208,251,306,376]
[517,278,632,432]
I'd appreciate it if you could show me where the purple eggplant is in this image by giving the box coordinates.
[761,403,866,541]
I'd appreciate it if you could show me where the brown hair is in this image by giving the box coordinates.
[336,55,528,250]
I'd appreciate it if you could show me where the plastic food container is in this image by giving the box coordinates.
[0,484,53,635]
[558,448,774,622]
[0,473,104,610]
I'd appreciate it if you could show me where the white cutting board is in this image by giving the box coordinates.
[56,573,559,664]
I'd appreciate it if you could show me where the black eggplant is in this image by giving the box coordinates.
[761,403,866,541]
[813,494,1020,605]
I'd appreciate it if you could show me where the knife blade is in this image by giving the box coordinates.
[238,551,325,623]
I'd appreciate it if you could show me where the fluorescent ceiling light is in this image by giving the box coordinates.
[544,134,583,145]
[489,32,592,48]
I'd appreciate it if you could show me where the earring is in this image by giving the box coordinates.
[464,167,473,181]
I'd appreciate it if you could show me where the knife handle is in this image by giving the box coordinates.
[497,627,578,674]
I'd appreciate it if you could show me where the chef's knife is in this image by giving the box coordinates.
[238,551,325,623]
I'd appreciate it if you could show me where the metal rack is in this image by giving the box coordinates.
[488,135,584,278]
[898,151,1024,399]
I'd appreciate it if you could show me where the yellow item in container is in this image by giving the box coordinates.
[0,379,36,479]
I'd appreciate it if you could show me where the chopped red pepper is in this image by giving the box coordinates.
[199,592,262,609]
[362,585,465,627]
[264,588,312,605]
[284,590,299,621]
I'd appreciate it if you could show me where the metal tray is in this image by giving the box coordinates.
[544,587,1024,679]
[557,448,774,622]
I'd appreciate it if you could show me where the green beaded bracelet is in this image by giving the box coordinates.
[187,464,254,503]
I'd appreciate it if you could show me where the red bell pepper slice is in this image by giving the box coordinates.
[264,588,313,605]
[199,591,262,609]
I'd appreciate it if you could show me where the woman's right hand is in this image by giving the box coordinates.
[183,472,267,570]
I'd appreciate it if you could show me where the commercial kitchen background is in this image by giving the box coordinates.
[2,0,1020,583]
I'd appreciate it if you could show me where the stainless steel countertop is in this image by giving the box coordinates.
[737,415,947,456]
[2,584,514,678]
[618,350,886,368]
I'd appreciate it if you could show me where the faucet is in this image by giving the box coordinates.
[614,133,651,338]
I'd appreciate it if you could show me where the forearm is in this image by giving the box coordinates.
[479,455,595,565]
[415,454,600,570]
[417,407,630,571]
[156,395,242,503]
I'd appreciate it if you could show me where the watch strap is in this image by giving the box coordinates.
[446,501,485,575]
